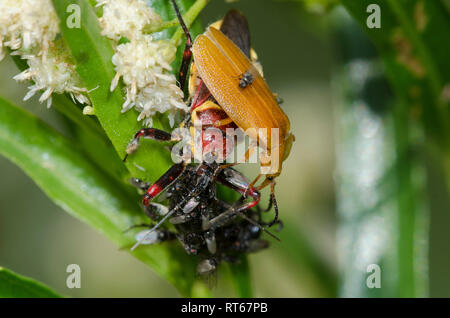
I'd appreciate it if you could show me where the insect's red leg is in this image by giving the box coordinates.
[218,168,280,227]
[170,0,192,95]
[216,168,261,212]
[123,128,173,161]
[142,162,186,206]
[203,168,280,241]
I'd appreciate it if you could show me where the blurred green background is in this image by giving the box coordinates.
[0,0,449,297]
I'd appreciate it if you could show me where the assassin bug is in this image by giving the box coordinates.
[125,0,294,247]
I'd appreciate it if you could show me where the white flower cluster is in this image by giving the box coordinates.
[13,42,89,108]
[97,0,187,127]
[97,0,161,41]
[0,0,59,57]
[0,0,89,107]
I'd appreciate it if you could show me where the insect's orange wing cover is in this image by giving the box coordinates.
[192,27,291,151]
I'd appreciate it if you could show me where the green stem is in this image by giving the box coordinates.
[444,151,450,195]
[393,101,416,297]
[144,18,180,34]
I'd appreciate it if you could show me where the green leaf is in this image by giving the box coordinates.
[227,256,253,298]
[0,96,199,296]
[9,51,129,185]
[276,222,337,296]
[0,267,61,298]
[51,0,167,182]
[50,0,204,182]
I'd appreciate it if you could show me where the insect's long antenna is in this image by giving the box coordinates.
[207,200,280,242]
[170,0,193,94]
[170,0,191,41]
[236,210,280,242]
[131,208,177,251]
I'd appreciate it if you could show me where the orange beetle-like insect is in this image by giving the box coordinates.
[125,1,294,245]
[192,26,295,186]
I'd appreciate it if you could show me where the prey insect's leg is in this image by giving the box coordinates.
[202,168,261,231]
[206,200,280,242]
[142,162,186,206]
[206,168,280,241]
[217,167,261,209]
[170,0,192,95]
[123,128,175,161]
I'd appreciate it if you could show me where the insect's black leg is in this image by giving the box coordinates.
[123,128,174,161]
[216,167,261,209]
[170,0,192,95]
[259,179,279,227]
[207,168,280,241]
[266,192,279,227]
[202,168,261,231]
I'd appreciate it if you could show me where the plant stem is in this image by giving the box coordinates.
[393,101,416,297]
[143,0,209,40]
[144,19,180,34]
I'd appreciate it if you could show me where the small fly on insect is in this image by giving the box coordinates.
[238,70,254,88]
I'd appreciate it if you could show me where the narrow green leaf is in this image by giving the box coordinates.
[277,222,337,296]
[9,52,128,184]
[50,0,204,182]
[0,267,61,298]
[227,256,253,298]
[0,96,199,296]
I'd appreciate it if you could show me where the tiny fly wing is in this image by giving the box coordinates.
[220,9,251,58]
